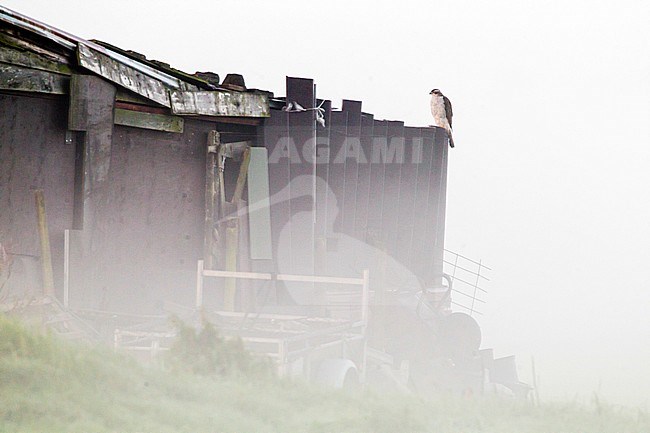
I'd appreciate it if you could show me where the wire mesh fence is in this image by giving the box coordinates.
[443,249,490,316]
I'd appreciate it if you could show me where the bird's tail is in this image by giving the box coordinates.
[448,130,455,148]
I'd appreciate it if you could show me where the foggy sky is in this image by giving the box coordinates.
[4,0,649,407]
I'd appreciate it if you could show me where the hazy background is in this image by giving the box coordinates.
[4,0,648,408]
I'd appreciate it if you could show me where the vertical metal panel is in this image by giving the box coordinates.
[258,78,450,295]
[366,120,388,242]
[326,110,348,235]
[432,130,449,281]
[381,121,405,261]
[263,106,291,275]
[422,127,446,283]
[285,77,316,276]
[340,100,362,238]
[394,127,421,268]
[314,99,332,274]
[354,113,374,240]
[408,128,436,280]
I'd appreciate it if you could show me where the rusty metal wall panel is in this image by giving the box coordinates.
[0,94,75,297]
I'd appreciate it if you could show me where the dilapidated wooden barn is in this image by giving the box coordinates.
[0,5,450,316]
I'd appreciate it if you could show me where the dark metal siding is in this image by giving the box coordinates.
[261,77,449,289]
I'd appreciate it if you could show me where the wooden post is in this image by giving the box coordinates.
[224,218,239,311]
[195,259,205,308]
[34,190,54,296]
[64,229,70,308]
[232,147,251,205]
[361,269,370,328]
[204,131,220,270]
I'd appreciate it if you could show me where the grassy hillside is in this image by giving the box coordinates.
[0,315,646,433]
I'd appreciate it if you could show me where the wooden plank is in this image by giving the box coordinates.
[203,269,272,280]
[114,101,169,115]
[114,108,184,133]
[224,218,239,311]
[0,46,72,75]
[0,32,71,65]
[277,274,364,286]
[169,90,270,117]
[0,6,77,50]
[204,132,220,270]
[0,64,68,94]
[34,190,54,296]
[232,147,251,204]
[115,89,162,106]
[77,43,170,107]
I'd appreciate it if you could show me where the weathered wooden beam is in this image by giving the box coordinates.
[232,147,251,205]
[34,190,54,296]
[114,100,169,115]
[114,108,184,133]
[169,90,270,117]
[224,218,239,311]
[115,89,161,106]
[77,43,171,107]
[68,74,116,189]
[0,46,72,75]
[204,131,220,270]
[220,140,252,160]
[0,32,71,65]
[0,64,68,94]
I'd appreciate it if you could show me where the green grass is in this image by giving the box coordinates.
[0,315,647,433]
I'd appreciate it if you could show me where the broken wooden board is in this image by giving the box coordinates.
[114,108,184,133]
[0,63,68,94]
[169,90,270,117]
[0,45,72,75]
[77,43,171,107]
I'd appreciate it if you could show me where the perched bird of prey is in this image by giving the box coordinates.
[429,89,454,148]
